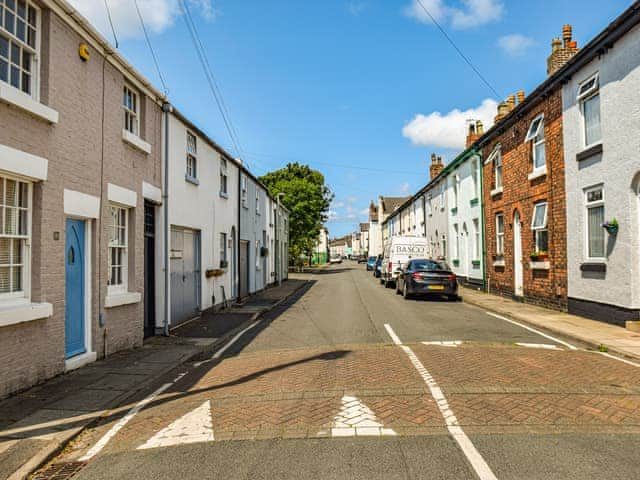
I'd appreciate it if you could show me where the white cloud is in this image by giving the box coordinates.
[402,98,498,150]
[67,0,216,40]
[332,201,346,209]
[399,182,412,195]
[347,2,367,15]
[497,34,535,57]
[404,0,503,29]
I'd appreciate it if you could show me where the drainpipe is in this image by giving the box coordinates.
[237,168,241,299]
[276,193,285,286]
[162,102,172,336]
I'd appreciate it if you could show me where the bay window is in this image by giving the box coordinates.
[585,186,605,259]
[0,175,30,299]
[531,202,548,253]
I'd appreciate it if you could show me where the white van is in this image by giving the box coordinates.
[380,236,429,287]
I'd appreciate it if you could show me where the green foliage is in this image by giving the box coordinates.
[260,163,333,262]
[598,344,608,352]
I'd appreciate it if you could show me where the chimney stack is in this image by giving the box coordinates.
[494,101,510,123]
[466,119,481,148]
[517,90,525,104]
[430,153,444,180]
[476,120,484,135]
[547,24,579,76]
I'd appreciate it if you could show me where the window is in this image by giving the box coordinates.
[578,73,601,147]
[0,0,38,97]
[453,224,459,259]
[471,159,479,199]
[525,114,545,172]
[586,186,605,259]
[0,175,30,298]
[255,189,260,214]
[488,146,502,190]
[220,158,228,196]
[495,214,504,256]
[108,205,128,292]
[186,131,197,180]
[219,232,227,265]
[123,86,139,136]
[473,218,480,260]
[531,202,548,252]
[442,235,447,258]
[241,175,248,208]
[439,188,445,210]
[452,175,459,208]
[255,239,261,269]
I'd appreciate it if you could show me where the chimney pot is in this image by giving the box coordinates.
[476,120,484,135]
[563,24,572,46]
[517,90,525,104]
[430,154,444,180]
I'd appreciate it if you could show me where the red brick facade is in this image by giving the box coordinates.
[481,89,568,310]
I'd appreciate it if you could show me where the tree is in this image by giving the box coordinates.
[260,163,333,264]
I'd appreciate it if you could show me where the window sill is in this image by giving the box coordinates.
[105,291,141,308]
[219,191,229,199]
[576,142,603,162]
[122,129,151,155]
[528,168,547,181]
[490,187,503,197]
[472,260,481,268]
[185,175,199,186]
[0,302,53,328]
[493,260,505,267]
[529,261,550,270]
[0,83,59,124]
[580,262,606,273]
[470,198,479,207]
[450,207,458,215]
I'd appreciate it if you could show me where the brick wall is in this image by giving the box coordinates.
[482,89,568,310]
[0,7,162,398]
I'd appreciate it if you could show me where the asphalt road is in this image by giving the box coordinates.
[53,263,640,480]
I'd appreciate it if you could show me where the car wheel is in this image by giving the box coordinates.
[447,294,459,302]
[403,283,410,300]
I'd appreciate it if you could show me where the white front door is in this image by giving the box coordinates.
[513,212,524,296]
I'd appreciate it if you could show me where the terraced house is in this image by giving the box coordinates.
[479,26,577,309]
[0,0,164,397]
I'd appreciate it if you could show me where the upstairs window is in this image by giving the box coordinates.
[186,131,197,180]
[0,175,30,299]
[525,114,545,173]
[578,73,601,147]
[495,214,504,256]
[123,85,139,136]
[255,189,260,214]
[241,174,248,208]
[487,145,502,191]
[219,158,228,196]
[585,186,605,259]
[451,175,459,208]
[531,202,548,252]
[471,159,479,199]
[0,0,38,97]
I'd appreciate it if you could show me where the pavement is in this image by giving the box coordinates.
[0,278,309,480]
[9,265,640,479]
[461,286,640,361]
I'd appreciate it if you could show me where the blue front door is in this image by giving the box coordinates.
[65,219,85,358]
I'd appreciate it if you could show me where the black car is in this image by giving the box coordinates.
[395,258,458,300]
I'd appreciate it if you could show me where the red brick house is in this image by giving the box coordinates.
[478,26,580,309]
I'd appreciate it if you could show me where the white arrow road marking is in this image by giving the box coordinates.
[384,324,498,480]
[422,341,463,347]
[138,401,214,450]
[515,342,559,350]
[320,395,396,437]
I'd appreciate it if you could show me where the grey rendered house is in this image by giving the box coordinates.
[0,0,164,397]
[562,4,640,327]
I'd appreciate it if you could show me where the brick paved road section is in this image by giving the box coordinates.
[410,344,640,432]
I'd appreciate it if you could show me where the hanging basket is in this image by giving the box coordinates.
[602,219,619,236]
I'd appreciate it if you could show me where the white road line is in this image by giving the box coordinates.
[384,324,498,480]
[422,341,463,347]
[515,343,559,350]
[79,372,187,462]
[194,320,260,367]
[598,351,640,368]
[484,312,577,350]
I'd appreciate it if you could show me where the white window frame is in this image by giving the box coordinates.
[0,0,40,99]
[525,114,546,173]
[241,174,248,208]
[0,174,32,303]
[219,158,228,196]
[451,174,459,208]
[107,204,129,295]
[585,185,605,261]
[473,218,480,260]
[531,202,548,252]
[219,232,227,264]
[578,73,601,148]
[186,131,197,180]
[471,159,479,199]
[255,189,260,215]
[123,85,139,136]
[495,213,504,256]
[487,145,502,191]
[453,224,459,259]
[255,239,261,270]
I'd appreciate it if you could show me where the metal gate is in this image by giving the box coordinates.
[170,227,201,326]
[239,240,249,298]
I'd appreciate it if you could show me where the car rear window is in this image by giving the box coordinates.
[412,259,450,271]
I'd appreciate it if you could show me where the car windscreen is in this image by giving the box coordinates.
[368,257,376,261]
[411,259,450,271]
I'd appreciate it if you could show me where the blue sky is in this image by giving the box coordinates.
[71,0,630,238]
